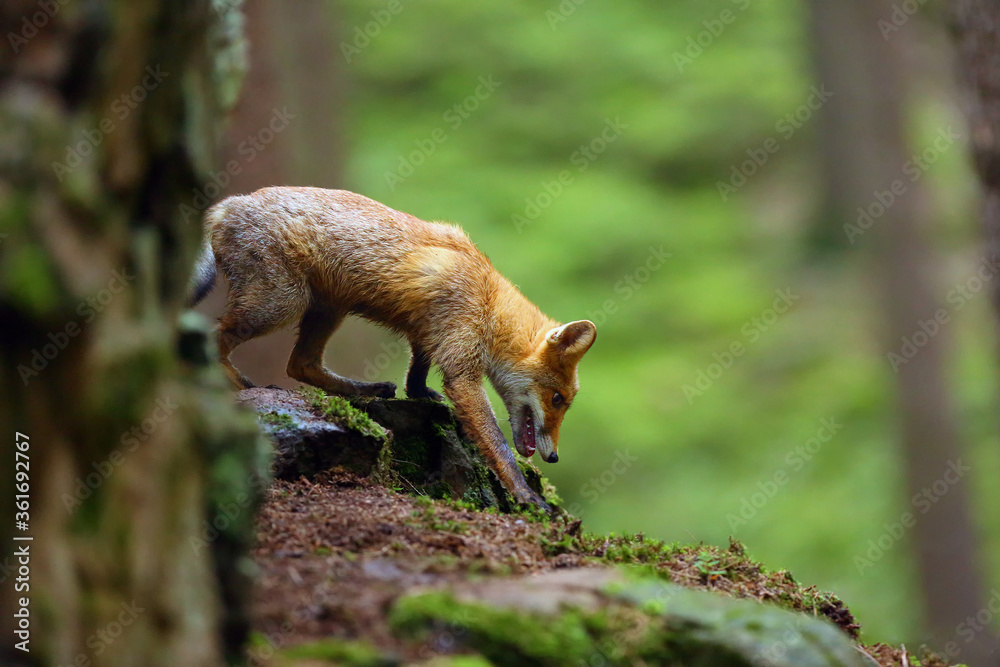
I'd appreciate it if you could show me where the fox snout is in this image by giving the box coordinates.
[512,401,562,464]
[502,319,596,465]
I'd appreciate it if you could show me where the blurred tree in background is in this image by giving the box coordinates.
[808,0,990,661]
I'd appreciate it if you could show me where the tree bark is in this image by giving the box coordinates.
[949,0,1000,331]
[0,2,266,665]
[808,1,995,662]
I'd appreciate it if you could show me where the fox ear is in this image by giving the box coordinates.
[545,320,596,364]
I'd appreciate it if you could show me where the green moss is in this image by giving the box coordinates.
[446,498,481,512]
[421,657,494,667]
[538,531,860,636]
[514,456,563,512]
[409,495,468,534]
[539,532,578,557]
[299,386,389,440]
[390,592,606,666]
[391,588,771,667]
[271,637,393,666]
[386,432,433,481]
[259,411,294,428]
[0,197,62,316]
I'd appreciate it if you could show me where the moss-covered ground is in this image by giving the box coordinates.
[251,472,962,667]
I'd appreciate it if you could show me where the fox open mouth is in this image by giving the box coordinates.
[518,406,536,458]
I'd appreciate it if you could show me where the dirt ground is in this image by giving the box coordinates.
[251,473,956,666]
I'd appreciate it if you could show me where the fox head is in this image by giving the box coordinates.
[496,320,596,464]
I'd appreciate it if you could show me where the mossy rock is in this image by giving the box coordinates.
[389,568,870,667]
[241,387,557,512]
[238,387,389,480]
[350,396,557,512]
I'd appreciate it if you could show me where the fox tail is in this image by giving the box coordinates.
[187,206,224,307]
[187,238,216,307]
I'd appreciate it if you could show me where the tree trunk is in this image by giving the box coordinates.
[949,0,1000,331]
[0,2,266,665]
[807,1,995,662]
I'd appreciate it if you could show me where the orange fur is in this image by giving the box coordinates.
[190,187,595,507]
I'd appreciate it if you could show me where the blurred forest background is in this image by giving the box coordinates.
[197,0,1000,652]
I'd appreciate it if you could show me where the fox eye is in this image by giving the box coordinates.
[552,391,565,407]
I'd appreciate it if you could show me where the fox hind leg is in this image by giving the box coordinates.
[405,345,444,401]
[218,308,286,390]
[217,280,307,389]
[287,305,396,398]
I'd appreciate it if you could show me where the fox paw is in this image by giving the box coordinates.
[406,386,445,402]
[513,487,550,512]
[356,381,396,399]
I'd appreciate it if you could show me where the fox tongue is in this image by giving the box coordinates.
[523,409,536,457]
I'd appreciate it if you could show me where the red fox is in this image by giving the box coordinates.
[188,187,595,508]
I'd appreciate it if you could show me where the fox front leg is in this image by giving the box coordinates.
[406,345,445,401]
[444,376,549,510]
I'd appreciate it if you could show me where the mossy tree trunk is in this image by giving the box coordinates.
[0,1,265,665]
